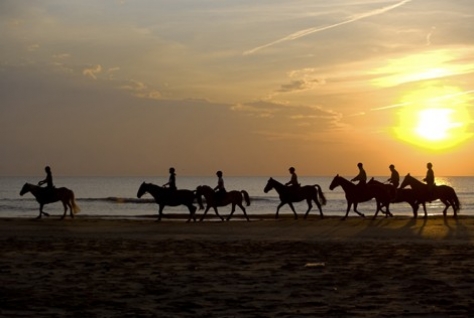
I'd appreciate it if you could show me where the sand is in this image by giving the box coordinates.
[1,215,474,317]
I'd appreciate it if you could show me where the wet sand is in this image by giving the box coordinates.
[1,216,474,317]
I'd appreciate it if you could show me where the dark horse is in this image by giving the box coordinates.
[329,175,392,220]
[263,178,326,219]
[367,178,422,218]
[400,174,460,218]
[195,185,251,222]
[137,182,197,222]
[20,183,80,219]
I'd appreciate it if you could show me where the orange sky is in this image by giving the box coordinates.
[0,0,473,177]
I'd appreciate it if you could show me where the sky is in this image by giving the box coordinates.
[1,0,473,177]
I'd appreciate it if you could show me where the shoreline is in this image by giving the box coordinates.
[1,216,474,317]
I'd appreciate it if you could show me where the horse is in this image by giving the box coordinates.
[367,178,422,219]
[195,185,250,222]
[20,183,80,219]
[329,175,392,220]
[136,182,197,222]
[263,178,326,219]
[399,174,460,218]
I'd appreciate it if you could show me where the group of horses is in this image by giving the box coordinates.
[20,173,461,221]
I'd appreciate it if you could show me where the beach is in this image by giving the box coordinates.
[1,216,474,317]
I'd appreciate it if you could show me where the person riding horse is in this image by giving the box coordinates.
[423,162,436,198]
[162,167,177,193]
[214,170,227,203]
[387,164,400,188]
[38,166,55,199]
[285,167,300,188]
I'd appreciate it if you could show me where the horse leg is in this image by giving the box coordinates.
[421,202,428,219]
[441,199,450,218]
[37,204,44,219]
[214,206,224,222]
[186,205,197,223]
[275,202,285,219]
[61,201,67,220]
[235,203,250,222]
[303,199,313,219]
[342,202,352,220]
[288,202,298,220]
[157,205,165,222]
[307,199,323,219]
[199,206,211,222]
[353,203,365,218]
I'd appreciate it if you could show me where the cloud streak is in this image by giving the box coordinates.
[244,0,413,55]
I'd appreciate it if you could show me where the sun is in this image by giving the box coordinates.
[394,86,473,151]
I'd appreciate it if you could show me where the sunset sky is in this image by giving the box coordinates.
[1,0,473,177]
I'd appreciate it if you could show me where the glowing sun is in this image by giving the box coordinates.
[394,86,473,150]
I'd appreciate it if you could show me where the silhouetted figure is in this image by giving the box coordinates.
[162,167,177,191]
[38,166,54,189]
[285,167,300,188]
[214,170,227,203]
[351,163,367,186]
[423,162,435,197]
[387,164,400,188]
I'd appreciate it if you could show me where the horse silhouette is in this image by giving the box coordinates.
[400,174,460,218]
[195,185,250,222]
[20,183,80,219]
[367,178,421,218]
[137,182,197,222]
[329,175,391,220]
[263,178,326,219]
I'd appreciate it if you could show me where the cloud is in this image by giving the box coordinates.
[82,64,102,80]
[120,79,162,100]
[244,0,413,55]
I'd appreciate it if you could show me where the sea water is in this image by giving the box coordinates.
[2,176,473,219]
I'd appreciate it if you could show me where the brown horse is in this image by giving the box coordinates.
[367,178,422,218]
[400,174,460,218]
[20,183,80,219]
[195,185,250,222]
[263,177,326,219]
[137,182,197,222]
[329,175,392,220]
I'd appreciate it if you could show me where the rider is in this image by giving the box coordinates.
[285,167,300,189]
[163,167,177,191]
[214,170,226,202]
[351,163,367,186]
[387,164,400,188]
[423,162,435,197]
[38,166,54,189]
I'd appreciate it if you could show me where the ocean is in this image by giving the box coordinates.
[2,176,473,219]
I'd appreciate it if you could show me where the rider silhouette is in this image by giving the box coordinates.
[38,166,54,189]
[387,164,400,188]
[423,162,435,197]
[351,163,367,186]
[214,171,227,202]
[163,167,177,191]
[285,167,300,188]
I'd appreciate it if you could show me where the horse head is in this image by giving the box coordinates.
[137,182,149,198]
[329,174,341,190]
[263,178,275,193]
[20,183,33,196]
[400,174,412,189]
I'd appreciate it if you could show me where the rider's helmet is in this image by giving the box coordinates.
[289,167,295,172]
[357,162,363,168]
[169,167,175,173]
[216,170,223,177]
[427,162,433,168]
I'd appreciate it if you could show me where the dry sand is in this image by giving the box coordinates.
[1,215,474,317]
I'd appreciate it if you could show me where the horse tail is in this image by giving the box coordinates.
[70,191,81,214]
[241,190,250,206]
[195,187,204,210]
[453,189,461,212]
[313,184,327,206]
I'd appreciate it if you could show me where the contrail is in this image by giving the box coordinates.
[244,0,413,55]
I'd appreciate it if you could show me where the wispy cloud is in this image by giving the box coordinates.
[82,64,102,80]
[244,0,413,55]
